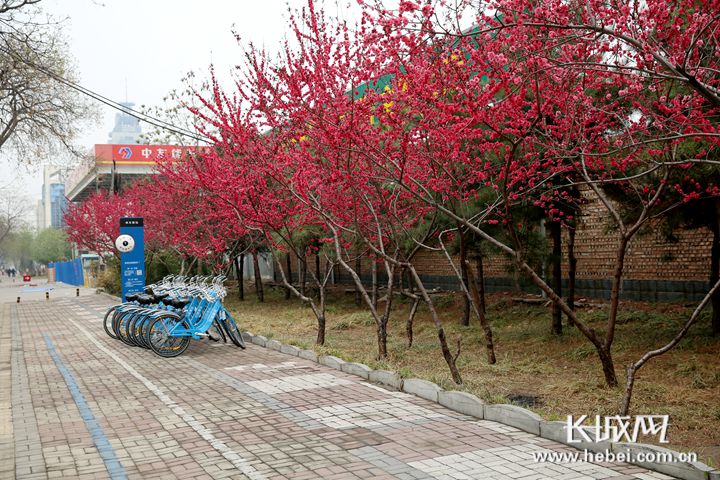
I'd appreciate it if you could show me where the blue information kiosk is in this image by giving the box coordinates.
[119,217,146,302]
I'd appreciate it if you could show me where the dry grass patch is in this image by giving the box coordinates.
[226,285,720,466]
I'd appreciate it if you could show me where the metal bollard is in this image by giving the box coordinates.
[16,297,20,303]
[76,288,79,297]
[45,291,49,301]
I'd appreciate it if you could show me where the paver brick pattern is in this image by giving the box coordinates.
[1,295,677,479]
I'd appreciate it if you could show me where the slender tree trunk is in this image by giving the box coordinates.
[314,314,326,345]
[253,252,264,302]
[512,268,521,294]
[299,257,307,297]
[711,200,720,336]
[604,236,629,369]
[567,219,577,314]
[406,297,419,348]
[377,265,395,360]
[355,254,362,306]
[376,320,388,358]
[274,256,329,346]
[467,260,496,364]
[550,221,563,335]
[285,254,292,300]
[371,260,378,310]
[459,229,470,326]
[476,251,486,314]
[196,258,203,275]
[597,346,618,388]
[408,266,462,384]
[235,255,245,301]
[315,253,321,299]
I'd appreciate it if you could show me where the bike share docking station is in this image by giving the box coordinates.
[107,217,246,357]
[117,217,146,302]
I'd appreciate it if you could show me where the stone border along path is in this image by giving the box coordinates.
[2,293,716,480]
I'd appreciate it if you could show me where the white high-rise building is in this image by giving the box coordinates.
[36,166,67,230]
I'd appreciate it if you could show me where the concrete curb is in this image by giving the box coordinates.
[240,331,720,480]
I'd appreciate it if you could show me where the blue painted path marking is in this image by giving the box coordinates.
[43,334,128,480]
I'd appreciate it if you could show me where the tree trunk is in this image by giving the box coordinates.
[371,260,378,310]
[512,268,521,294]
[466,260,496,364]
[299,257,307,297]
[459,228,470,326]
[408,266,463,384]
[605,237,629,352]
[567,219,577,314]
[285,254,292,300]
[476,251,486,314]
[596,345,618,387]
[406,297,419,348]
[355,255,362,306]
[253,252,264,302]
[316,314,326,345]
[376,322,388,358]
[315,253,321,299]
[235,255,245,301]
[550,221,563,335]
[711,200,720,336]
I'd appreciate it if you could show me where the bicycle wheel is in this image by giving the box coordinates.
[138,315,155,349]
[126,313,148,347]
[103,307,119,339]
[207,320,226,343]
[147,315,191,358]
[219,314,246,349]
[115,311,138,346]
[135,316,152,349]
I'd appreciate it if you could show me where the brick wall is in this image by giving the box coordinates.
[275,189,713,300]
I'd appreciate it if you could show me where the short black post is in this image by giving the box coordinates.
[76,288,80,297]
[45,291,49,301]
[16,297,20,303]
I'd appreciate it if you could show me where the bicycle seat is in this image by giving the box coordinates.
[171,297,191,309]
[144,286,155,295]
[125,293,139,302]
[155,292,170,300]
[137,294,155,305]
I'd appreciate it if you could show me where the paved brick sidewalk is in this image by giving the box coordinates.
[1,295,675,479]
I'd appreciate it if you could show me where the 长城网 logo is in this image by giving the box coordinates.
[567,415,669,444]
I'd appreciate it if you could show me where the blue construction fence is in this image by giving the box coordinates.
[49,259,84,286]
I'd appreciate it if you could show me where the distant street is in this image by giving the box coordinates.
[0,277,95,304]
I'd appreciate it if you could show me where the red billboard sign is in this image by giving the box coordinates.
[94,144,202,166]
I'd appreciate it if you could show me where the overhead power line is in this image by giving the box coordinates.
[0,43,211,144]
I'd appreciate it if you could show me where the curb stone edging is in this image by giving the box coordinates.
[340,362,372,379]
[318,355,345,370]
[368,370,403,390]
[250,335,267,347]
[484,404,542,436]
[298,349,318,362]
[266,339,282,351]
[280,344,300,356]
[240,331,720,480]
[402,378,443,403]
[438,391,484,419]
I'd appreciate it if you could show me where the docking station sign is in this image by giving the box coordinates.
[118,217,146,302]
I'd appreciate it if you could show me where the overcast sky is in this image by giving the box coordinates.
[1,0,361,203]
